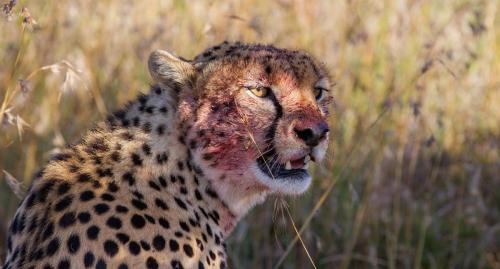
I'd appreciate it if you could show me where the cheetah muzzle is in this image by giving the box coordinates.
[3,42,332,269]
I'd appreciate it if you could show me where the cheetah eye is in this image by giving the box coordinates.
[313,87,325,100]
[248,87,270,98]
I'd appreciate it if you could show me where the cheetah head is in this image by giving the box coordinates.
[149,42,332,215]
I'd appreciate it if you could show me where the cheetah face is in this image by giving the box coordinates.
[149,44,332,201]
[234,72,331,195]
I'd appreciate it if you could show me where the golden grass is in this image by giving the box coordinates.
[1,0,499,268]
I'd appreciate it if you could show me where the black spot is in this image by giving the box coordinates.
[180,187,188,195]
[159,218,170,229]
[152,235,165,251]
[96,168,113,178]
[132,190,144,200]
[140,240,151,250]
[158,176,167,187]
[77,173,92,183]
[122,172,135,186]
[86,225,100,240]
[195,189,203,200]
[156,152,168,164]
[107,182,119,192]
[118,263,129,269]
[155,198,168,210]
[212,210,220,221]
[206,224,213,237]
[146,257,159,269]
[46,238,60,256]
[189,218,198,227]
[83,252,95,268]
[130,214,146,229]
[66,234,80,254]
[54,195,73,212]
[131,199,148,210]
[179,221,190,232]
[183,244,194,257]
[116,205,129,214]
[92,179,102,188]
[198,261,205,269]
[206,188,218,199]
[159,106,168,114]
[171,260,184,269]
[52,153,71,161]
[37,180,56,202]
[58,212,76,228]
[113,109,126,119]
[132,117,140,127]
[96,259,107,269]
[174,197,188,210]
[156,124,165,135]
[196,238,204,251]
[106,216,122,229]
[177,161,184,171]
[145,106,155,114]
[128,241,141,255]
[89,137,109,152]
[57,182,71,195]
[265,65,272,74]
[131,153,143,166]
[189,140,197,149]
[116,233,130,244]
[80,190,95,201]
[103,240,119,257]
[177,175,186,184]
[148,180,161,191]
[169,239,179,251]
[111,151,121,162]
[144,214,155,224]
[138,94,148,104]
[94,203,110,215]
[77,212,91,223]
[101,193,115,201]
[142,143,152,155]
[57,259,70,269]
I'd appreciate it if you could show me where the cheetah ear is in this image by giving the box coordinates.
[148,50,195,87]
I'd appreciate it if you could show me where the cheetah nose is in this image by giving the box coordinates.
[293,120,329,147]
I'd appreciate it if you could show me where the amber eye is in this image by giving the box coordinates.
[313,87,324,100]
[248,87,270,98]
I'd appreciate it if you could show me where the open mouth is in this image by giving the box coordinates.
[256,154,313,180]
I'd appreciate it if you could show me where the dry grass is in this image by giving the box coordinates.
[1,0,499,268]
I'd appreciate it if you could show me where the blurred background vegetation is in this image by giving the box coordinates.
[1,0,499,268]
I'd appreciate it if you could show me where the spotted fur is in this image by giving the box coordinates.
[3,42,332,269]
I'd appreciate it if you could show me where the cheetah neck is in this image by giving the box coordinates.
[104,87,239,237]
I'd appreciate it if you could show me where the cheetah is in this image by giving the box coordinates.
[3,42,332,269]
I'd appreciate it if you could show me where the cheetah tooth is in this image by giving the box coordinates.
[285,161,292,170]
[304,155,311,163]
[303,162,310,169]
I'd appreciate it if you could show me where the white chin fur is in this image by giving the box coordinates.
[250,163,312,195]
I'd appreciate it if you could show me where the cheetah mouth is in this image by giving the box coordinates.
[256,154,313,180]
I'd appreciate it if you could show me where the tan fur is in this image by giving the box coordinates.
[3,42,332,269]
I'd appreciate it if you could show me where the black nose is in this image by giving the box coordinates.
[293,122,329,147]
